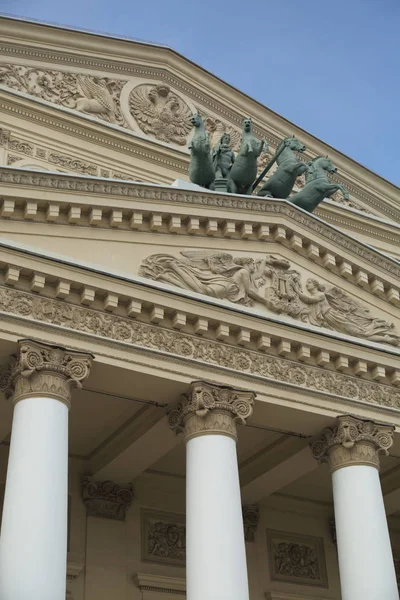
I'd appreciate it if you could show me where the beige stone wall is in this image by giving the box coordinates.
[64,458,344,600]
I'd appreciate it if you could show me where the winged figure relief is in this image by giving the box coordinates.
[129,84,192,145]
[139,251,400,347]
[75,75,116,122]
[203,117,242,152]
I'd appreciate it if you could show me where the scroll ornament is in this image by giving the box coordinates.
[168,381,255,442]
[310,415,394,471]
[139,252,400,347]
[0,339,92,407]
[82,477,134,521]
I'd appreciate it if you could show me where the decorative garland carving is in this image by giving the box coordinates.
[47,152,98,176]
[0,339,92,407]
[139,252,400,347]
[8,137,34,156]
[81,477,134,521]
[168,381,255,442]
[0,169,397,280]
[242,505,260,542]
[0,287,399,411]
[310,415,394,471]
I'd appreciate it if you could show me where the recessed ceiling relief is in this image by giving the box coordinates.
[139,251,400,347]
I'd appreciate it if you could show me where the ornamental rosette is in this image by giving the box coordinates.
[168,381,255,442]
[0,339,93,406]
[310,415,394,472]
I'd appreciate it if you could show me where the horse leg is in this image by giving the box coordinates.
[243,184,253,196]
[227,179,238,194]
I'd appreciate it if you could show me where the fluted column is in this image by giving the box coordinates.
[311,415,398,600]
[168,381,255,600]
[0,339,92,600]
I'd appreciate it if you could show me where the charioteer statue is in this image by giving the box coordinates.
[187,113,349,213]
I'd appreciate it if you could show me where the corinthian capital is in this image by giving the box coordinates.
[0,339,93,407]
[310,414,394,472]
[168,380,255,442]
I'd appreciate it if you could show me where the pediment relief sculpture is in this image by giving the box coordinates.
[0,63,128,127]
[129,83,193,145]
[139,252,400,347]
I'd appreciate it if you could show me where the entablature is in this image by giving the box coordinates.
[0,239,400,424]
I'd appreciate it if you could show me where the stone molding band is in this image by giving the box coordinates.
[168,380,255,442]
[0,339,93,408]
[310,414,394,472]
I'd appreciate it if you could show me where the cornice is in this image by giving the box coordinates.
[0,167,399,292]
[0,22,398,210]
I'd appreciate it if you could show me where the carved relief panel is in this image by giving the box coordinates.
[266,529,328,588]
[139,250,400,347]
[141,509,186,567]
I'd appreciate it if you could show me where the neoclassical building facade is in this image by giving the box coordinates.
[0,15,399,600]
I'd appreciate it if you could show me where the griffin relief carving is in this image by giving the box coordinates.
[139,252,400,346]
[128,83,192,145]
[75,75,115,121]
[0,64,127,127]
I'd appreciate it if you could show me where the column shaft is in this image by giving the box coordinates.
[0,339,92,600]
[186,434,248,600]
[168,381,255,600]
[0,396,69,600]
[333,465,399,600]
[311,415,399,600]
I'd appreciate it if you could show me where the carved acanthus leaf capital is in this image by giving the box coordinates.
[310,415,394,472]
[82,477,134,521]
[0,339,93,407]
[168,380,255,442]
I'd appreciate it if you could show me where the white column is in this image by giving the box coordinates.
[0,340,92,600]
[311,415,399,600]
[169,381,255,600]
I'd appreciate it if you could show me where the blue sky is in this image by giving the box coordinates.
[1,0,399,186]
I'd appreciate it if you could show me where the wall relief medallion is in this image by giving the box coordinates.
[139,252,400,347]
[267,529,328,588]
[128,83,192,145]
[141,509,186,566]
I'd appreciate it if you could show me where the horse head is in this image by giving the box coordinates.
[283,135,306,153]
[242,117,253,133]
[310,156,337,174]
[190,113,203,129]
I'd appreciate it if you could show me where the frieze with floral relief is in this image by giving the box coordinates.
[0,286,399,411]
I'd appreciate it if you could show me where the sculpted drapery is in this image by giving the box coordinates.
[140,252,400,347]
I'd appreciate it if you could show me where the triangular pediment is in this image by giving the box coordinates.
[0,15,398,228]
